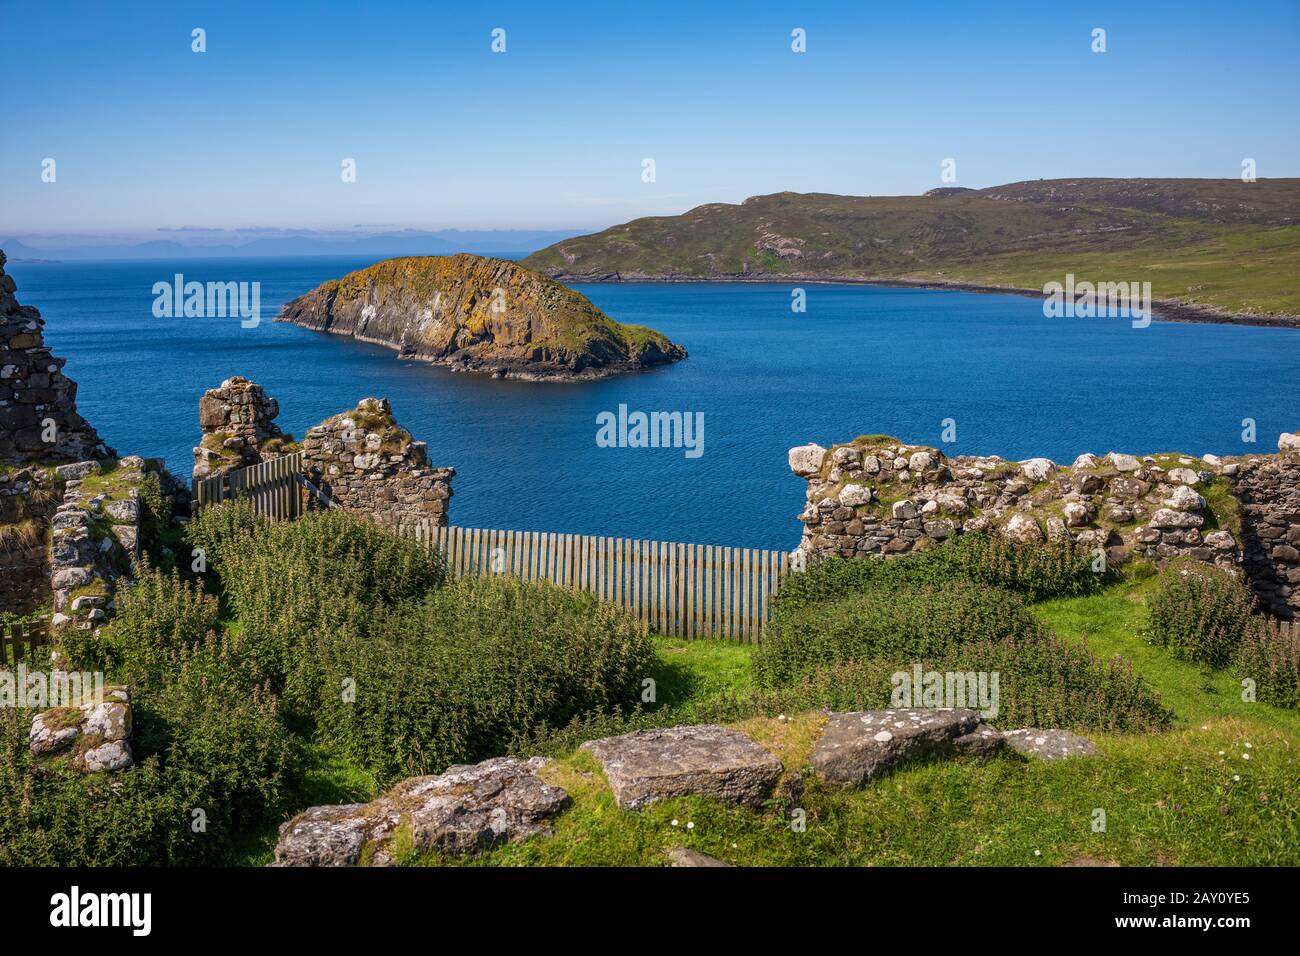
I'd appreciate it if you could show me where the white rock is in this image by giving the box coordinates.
[788,444,827,477]
[839,484,873,507]
[1167,467,1200,486]
[1150,508,1204,529]
[1165,485,1205,511]
[1062,502,1091,527]
[1072,453,1099,469]
[1280,433,1300,454]
[1019,458,1056,482]
[908,451,934,472]
[891,500,917,520]
[1107,452,1140,472]
[1202,454,1222,467]
[1002,513,1045,543]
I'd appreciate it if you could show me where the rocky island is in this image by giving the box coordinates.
[277,254,687,381]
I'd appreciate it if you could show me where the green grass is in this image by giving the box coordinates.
[233,578,1300,867]
[400,716,1297,867]
[1036,584,1300,736]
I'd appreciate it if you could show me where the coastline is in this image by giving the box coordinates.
[544,272,1300,331]
[272,312,686,383]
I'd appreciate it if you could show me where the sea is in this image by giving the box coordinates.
[8,256,1298,550]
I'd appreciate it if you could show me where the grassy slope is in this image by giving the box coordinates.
[235,588,1300,867]
[413,609,1298,867]
[522,179,1300,317]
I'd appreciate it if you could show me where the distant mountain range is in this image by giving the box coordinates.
[1,229,586,262]
[523,178,1300,322]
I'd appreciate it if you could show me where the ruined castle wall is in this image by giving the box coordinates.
[300,398,453,533]
[789,433,1300,618]
[1225,447,1300,618]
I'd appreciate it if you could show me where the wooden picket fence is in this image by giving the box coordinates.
[190,455,793,641]
[192,452,307,519]
[2,620,51,666]
[412,523,790,642]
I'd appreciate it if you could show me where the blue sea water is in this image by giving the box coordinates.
[7,256,1298,550]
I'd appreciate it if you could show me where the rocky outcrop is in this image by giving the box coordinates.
[0,250,110,463]
[29,686,133,773]
[272,756,570,866]
[302,398,453,532]
[580,725,783,810]
[192,376,294,481]
[789,435,1262,577]
[278,254,687,381]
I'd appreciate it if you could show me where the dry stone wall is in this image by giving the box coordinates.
[301,398,454,532]
[1224,442,1300,618]
[789,432,1300,617]
[193,376,294,480]
[191,381,455,531]
[0,251,110,463]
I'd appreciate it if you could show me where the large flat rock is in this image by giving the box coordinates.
[809,709,992,787]
[581,725,782,810]
[273,756,570,866]
[1003,729,1098,759]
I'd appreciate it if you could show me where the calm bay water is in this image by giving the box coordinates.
[8,256,1299,550]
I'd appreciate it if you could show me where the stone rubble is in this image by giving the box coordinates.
[272,712,1099,865]
[28,686,133,773]
[272,756,569,866]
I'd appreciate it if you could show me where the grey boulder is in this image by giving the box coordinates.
[581,725,782,810]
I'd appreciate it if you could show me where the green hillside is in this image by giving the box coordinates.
[523,179,1300,319]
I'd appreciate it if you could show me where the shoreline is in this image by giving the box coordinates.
[544,272,1300,331]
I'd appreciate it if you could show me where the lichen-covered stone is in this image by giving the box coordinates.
[1003,729,1098,759]
[809,709,988,787]
[581,725,782,809]
[272,756,569,866]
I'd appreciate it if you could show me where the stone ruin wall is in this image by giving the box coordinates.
[0,249,129,622]
[192,376,293,481]
[193,382,454,534]
[300,398,454,534]
[789,432,1300,619]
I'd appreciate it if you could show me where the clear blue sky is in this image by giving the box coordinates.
[3,0,1297,236]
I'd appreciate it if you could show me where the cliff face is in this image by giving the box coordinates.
[278,254,686,381]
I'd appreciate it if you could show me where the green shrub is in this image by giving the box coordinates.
[1144,560,1257,668]
[315,576,655,784]
[0,707,191,866]
[775,533,1102,615]
[140,631,296,848]
[186,506,445,713]
[757,580,1045,687]
[64,562,223,693]
[0,639,294,868]
[1235,619,1300,709]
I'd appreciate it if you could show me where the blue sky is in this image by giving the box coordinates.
[3,0,1297,236]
